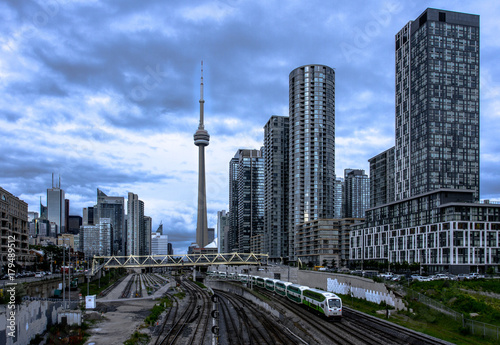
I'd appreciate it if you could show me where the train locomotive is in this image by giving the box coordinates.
[211,271,342,320]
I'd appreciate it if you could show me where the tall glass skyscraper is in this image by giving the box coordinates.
[96,189,125,255]
[264,115,289,262]
[228,149,265,253]
[47,177,65,234]
[289,65,336,261]
[343,169,369,218]
[394,9,480,201]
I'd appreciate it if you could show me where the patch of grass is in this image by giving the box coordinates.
[124,331,149,345]
[144,296,173,326]
[409,279,500,326]
[173,291,186,299]
[336,291,499,345]
[193,281,207,289]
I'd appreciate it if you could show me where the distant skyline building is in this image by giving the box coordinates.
[67,215,82,235]
[194,62,211,248]
[127,192,145,256]
[83,206,95,225]
[208,227,215,245]
[96,189,125,255]
[144,216,152,255]
[217,210,229,253]
[79,218,113,257]
[263,115,289,262]
[151,231,168,255]
[333,178,343,219]
[47,175,65,234]
[228,149,265,253]
[289,64,336,262]
[343,169,369,218]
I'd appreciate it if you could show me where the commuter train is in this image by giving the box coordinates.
[208,271,342,320]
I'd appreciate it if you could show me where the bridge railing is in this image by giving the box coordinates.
[91,252,268,275]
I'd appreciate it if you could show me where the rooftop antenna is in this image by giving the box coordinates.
[199,60,204,128]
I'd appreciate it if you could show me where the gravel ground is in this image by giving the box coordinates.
[83,299,156,345]
[83,274,174,344]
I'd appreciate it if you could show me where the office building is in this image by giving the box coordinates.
[127,192,145,256]
[96,189,125,255]
[208,227,215,245]
[228,149,265,253]
[68,215,82,235]
[47,176,65,234]
[143,216,152,255]
[350,9,494,274]
[79,218,113,257]
[217,210,229,253]
[289,64,336,262]
[79,225,100,258]
[263,115,289,262]
[83,207,95,225]
[151,231,169,255]
[344,169,370,218]
[0,187,31,273]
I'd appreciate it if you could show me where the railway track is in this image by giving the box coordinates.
[256,286,452,345]
[215,289,305,345]
[154,276,211,345]
[120,273,135,298]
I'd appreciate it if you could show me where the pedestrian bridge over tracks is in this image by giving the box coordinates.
[90,253,268,276]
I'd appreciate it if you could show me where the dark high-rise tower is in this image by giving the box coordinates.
[264,116,289,262]
[394,9,480,201]
[194,62,210,248]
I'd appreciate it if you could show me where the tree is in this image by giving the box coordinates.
[331,258,337,269]
[322,259,328,267]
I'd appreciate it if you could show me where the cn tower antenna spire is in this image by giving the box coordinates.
[199,60,205,129]
[194,61,210,248]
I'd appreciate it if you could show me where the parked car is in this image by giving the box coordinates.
[434,274,449,280]
[469,273,485,279]
[457,273,470,281]
[378,272,394,279]
[34,273,43,278]
[392,274,403,281]
[410,274,420,281]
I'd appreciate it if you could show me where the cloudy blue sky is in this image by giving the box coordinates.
[1,0,499,254]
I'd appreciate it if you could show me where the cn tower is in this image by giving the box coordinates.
[194,62,210,248]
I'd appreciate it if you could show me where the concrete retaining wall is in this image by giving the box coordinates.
[0,300,66,345]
